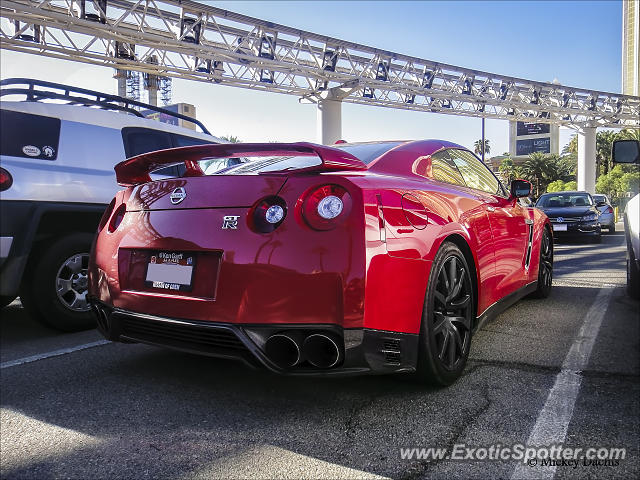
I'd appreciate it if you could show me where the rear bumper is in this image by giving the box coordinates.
[89,299,418,376]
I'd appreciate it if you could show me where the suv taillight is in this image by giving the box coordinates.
[301,184,352,230]
[606,206,613,214]
[0,167,13,191]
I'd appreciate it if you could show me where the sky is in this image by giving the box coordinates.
[0,0,625,155]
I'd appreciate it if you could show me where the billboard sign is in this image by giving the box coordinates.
[517,122,550,136]
[516,137,551,156]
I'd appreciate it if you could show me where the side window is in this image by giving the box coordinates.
[429,150,466,186]
[448,149,503,195]
[0,110,61,160]
[121,127,172,158]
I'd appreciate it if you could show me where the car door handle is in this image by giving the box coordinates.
[486,206,496,212]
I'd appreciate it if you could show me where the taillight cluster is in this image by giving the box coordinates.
[606,206,614,214]
[249,184,351,234]
[98,198,116,231]
[98,197,127,233]
[250,196,287,233]
[0,167,13,192]
[109,204,127,232]
[301,184,351,231]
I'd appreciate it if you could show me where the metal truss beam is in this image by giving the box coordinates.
[1,0,639,129]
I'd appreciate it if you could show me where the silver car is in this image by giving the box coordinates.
[592,194,615,233]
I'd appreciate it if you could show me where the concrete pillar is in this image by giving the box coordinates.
[317,98,342,145]
[147,82,158,106]
[577,127,597,194]
[115,69,127,98]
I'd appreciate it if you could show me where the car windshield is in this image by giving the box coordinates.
[536,193,594,208]
[593,195,607,204]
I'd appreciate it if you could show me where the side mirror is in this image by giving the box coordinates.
[510,179,531,198]
[612,140,640,164]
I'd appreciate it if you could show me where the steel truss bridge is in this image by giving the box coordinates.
[1,0,639,192]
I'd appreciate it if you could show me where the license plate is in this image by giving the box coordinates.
[145,252,195,291]
[553,223,567,232]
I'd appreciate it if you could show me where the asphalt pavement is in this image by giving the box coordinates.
[1,225,638,479]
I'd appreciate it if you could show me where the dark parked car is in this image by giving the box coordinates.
[535,191,601,243]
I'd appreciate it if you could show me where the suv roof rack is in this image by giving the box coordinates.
[0,77,210,135]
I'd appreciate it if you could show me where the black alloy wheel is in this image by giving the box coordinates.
[415,242,473,386]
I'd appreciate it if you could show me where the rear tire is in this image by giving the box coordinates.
[414,242,473,386]
[532,228,553,299]
[608,224,615,233]
[20,233,96,332]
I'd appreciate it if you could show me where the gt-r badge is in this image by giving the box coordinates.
[222,215,240,229]
[170,187,187,205]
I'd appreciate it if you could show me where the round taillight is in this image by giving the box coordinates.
[108,204,127,232]
[98,198,116,231]
[0,167,13,192]
[302,184,351,230]
[251,196,287,233]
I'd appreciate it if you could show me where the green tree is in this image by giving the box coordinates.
[596,130,617,176]
[596,159,639,200]
[220,135,241,143]
[563,181,577,190]
[473,139,490,158]
[617,128,640,141]
[498,157,516,184]
[546,180,566,192]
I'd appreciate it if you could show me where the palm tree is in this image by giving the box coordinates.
[220,135,241,143]
[473,139,490,159]
[617,128,640,141]
[520,152,557,197]
[498,157,516,184]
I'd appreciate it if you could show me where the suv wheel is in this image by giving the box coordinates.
[21,233,96,332]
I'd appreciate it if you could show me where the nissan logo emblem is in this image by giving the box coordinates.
[170,187,187,205]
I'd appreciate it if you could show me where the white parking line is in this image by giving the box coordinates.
[0,340,110,370]
[511,287,614,480]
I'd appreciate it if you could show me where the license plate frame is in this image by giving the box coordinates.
[552,223,568,232]
[144,251,196,292]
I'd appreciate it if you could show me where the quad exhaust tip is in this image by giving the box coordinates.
[263,332,343,370]
[264,333,301,369]
[303,333,343,369]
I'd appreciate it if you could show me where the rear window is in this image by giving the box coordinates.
[200,155,320,175]
[0,109,61,160]
[334,142,402,164]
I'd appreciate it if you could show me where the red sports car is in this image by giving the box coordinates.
[88,140,552,385]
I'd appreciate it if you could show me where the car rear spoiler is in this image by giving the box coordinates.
[114,142,367,186]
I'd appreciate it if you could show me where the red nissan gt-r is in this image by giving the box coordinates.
[88,140,552,385]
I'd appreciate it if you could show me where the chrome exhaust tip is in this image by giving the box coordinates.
[303,333,343,369]
[264,334,301,369]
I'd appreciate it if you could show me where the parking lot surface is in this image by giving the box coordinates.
[1,226,638,479]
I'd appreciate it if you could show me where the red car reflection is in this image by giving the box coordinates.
[88,140,552,385]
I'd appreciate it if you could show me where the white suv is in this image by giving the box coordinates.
[0,78,222,330]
